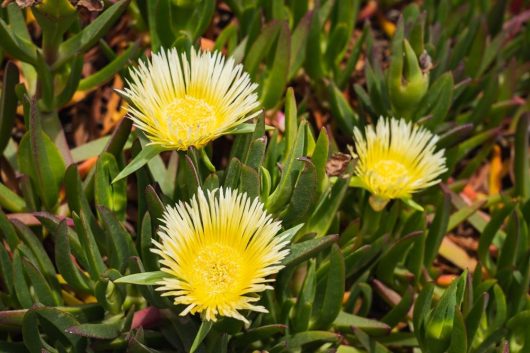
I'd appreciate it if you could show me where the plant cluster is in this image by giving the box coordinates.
[0,0,529,352]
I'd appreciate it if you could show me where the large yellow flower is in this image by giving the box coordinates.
[121,48,261,149]
[152,188,289,323]
[352,117,447,211]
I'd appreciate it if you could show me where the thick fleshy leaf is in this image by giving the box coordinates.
[282,235,338,268]
[425,272,467,343]
[303,177,350,237]
[424,189,450,267]
[266,120,306,213]
[275,331,340,350]
[417,72,454,127]
[78,42,141,91]
[66,321,121,340]
[97,206,137,270]
[312,244,345,329]
[447,310,467,353]
[291,261,316,332]
[23,306,86,352]
[0,61,19,153]
[113,144,167,183]
[12,250,33,308]
[73,212,107,281]
[333,311,391,336]
[227,123,275,135]
[115,271,167,285]
[380,285,414,328]
[282,157,318,227]
[189,320,213,353]
[17,99,66,211]
[289,12,311,79]
[260,21,290,109]
[55,0,130,68]
[232,324,286,348]
[95,153,127,220]
[0,18,38,65]
[22,259,61,306]
[54,220,92,293]
[12,220,59,288]
[376,231,422,285]
[327,81,358,133]
[0,182,26,212]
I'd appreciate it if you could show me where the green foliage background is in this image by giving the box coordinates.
[0,0,529,352]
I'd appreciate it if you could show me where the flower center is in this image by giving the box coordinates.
[193,243,241,297]
[163,95,217,143]
[366,160,411,211]
[369,159,410,186]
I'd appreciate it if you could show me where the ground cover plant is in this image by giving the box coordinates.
[0,0,529,352]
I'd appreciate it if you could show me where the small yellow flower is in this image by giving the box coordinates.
[152,188,289,323]
[121,48,261,149]
[352,117,447,211]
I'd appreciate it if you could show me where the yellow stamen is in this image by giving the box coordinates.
[192,243,241,299]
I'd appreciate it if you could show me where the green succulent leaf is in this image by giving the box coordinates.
[113,144,168,183]
[0,18,38,65]
[17,99,65,211]
[312,244,345,329]
[190,320,213,353]
[0,61,19,154]
[281,157,318,227]
[291,260,316,332]
[282,235,338,268]
[266,120,307,213]
[78,42,142,92]
[115,271,167,285]
[275,331,340,351]
[53,220,92,293]
[232,324,286,348]
[95,153,127,220]
[333,311,391,336]
[66,321,121,340]
[55,0,131,68]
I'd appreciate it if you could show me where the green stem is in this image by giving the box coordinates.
[42,30,60,66]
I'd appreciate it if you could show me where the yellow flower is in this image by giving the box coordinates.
[352,117,447,211]
[121,48,261,149]
[152,188,289,323]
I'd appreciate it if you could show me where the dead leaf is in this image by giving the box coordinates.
[439,236,477,272]
[14,0,40,7]
[436,274,457,287]
[200,37,215,51]
[420,51,433,74]
[73,0,103,11]
[326,152,351,177]
[489,144,503,195]
[359,0,377,21]
[78,156,98,178]
[7,213,40,226]
[377,12,396,37]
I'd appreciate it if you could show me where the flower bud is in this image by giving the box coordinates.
[388,38,429,119]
